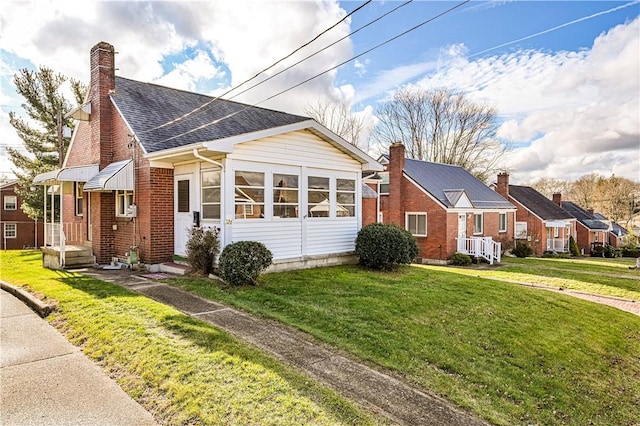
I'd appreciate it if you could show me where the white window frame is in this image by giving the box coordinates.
[498,213,507,233]
[201,169,221,220]
[336,178,356,218]
[4,195,17,211]
[406,212,427,237]
[4,223,17,239]
[473,213,483,235]
[273,173,299,219]
[115,190,134,217]
[515,221,528,239]
[234,170,265,220]
[75,182,84,216]
[378,171,389,195]
[307,175,331,219]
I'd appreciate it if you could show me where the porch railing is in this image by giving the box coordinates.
[546,238,569,252]
[44,223,66,267]
[457,236,502,265]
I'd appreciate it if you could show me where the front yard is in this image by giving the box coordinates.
[168,258,640,425]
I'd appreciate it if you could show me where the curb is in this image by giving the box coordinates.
[0,280,55,318]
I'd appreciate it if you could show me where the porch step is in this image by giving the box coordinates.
[159,262,192,275]
[65,255,97,268]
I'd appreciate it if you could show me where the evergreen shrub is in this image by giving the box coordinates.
[185,227,220,275]
[218,241,273,286]
[355,223,418,271]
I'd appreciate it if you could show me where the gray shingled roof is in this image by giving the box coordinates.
[403,159,513,209]
[561,201,609,230]
[509,185,574,221]
[593,213,629,236]
[111,76,309,153]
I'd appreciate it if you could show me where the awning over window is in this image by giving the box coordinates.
[545,221,571,228]
[84,160,134,191]
[33,164,99,184]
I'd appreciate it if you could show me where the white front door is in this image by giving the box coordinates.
[458,214,467,239]
[174,175,194,256]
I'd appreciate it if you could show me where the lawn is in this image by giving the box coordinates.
[0,250,380,426]
[166,262,640,426]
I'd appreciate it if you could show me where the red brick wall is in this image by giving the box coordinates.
[147,168,174,264]
[362,182,377,226]
[1,184,44,249]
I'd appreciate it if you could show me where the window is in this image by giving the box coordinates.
[336,178,356,217]
[379,172,389,194]
[4,223,16,239]
[406,213,427,236]
[201,170,221,220]
[515,222,528,239]
[235,171,264,219]
[177,180,190,213]
[308,176,330,218]
[4,195,17,210]
[474,213,483,234]
[554,226,560,238]
[499,213,507,232]
[75,182,84,216]
[273,174,299,218]
[116,191,134,217]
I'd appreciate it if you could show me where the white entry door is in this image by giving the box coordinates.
[458,214,467,252]
[174,175,194,256]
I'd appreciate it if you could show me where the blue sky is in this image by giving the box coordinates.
[1,1,638,184]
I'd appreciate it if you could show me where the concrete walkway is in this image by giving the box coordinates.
[0,288,158,426]
[79,268,487,426]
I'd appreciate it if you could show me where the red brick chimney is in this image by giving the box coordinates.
[496,173,509,199]
[89,42,115,169]
[587,208,594,216]
[552,193,562,206]
[388,142,405,226]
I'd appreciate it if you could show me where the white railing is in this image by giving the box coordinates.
[457,236,501,265]
[44,223,61,247]
[546,238,568,252]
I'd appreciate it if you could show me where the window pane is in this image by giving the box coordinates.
[177,180,189,212]
[308,191,329,203]
[337,192,355,204]
[273,189,298,203]
[418,215,426,235]
[337,205,355,217]
[337,179,355,191]
[235,171,264,187]
[308,176,329,190]
[202,188,221,203]
[273,174,298,188]
[4,196,17,210]
[274,204,298,218]
[236,203,263,219]
[202,170,220,186]
[380,183,390,194]
[308,206,329,217]
[202,204,220,219]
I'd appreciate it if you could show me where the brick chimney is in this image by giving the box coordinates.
[587,208,594,216]
[552,193,562,206]
[89,42,116,169]
[496,173,509,199]
[388,142,405,226]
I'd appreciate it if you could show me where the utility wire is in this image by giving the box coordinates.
[228,0,413,102]
[141,0,373,134]
[159,0,470,144]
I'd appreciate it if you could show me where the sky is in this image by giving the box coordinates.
[0,0,638,185]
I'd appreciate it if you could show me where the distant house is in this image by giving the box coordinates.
[593,213,632,248]
[559,200,608,255]
[363,142,515,264]
[1,180,44,250]
[33,42,381,270]
[493,176,576,255]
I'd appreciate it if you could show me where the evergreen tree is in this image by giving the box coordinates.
[6,67,86,220]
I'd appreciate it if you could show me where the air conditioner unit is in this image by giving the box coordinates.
[126,204,137,217]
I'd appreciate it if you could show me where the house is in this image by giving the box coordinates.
[558,200,608,255]
[1,180,44,250]
[493,175,576,255]
[593,213,632,248]
[363,142,516,264]
[33,41,382,270]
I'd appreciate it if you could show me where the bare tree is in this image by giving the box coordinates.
[371,87,508,182]
[305,99,368,151]
[567,173,599,209]
[527,177,572,199]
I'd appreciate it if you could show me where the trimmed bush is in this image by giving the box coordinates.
[450,252,472,266]
[512,241,533,258]
[355,223,418,271]
[218,241,273,286]
[569,235,581,257]
[185,227,220,275]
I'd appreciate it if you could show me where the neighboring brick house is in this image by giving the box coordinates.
[593,213,632,248]
[493,175,576,255]
[363,142,515,264]
[1,180,44,250]
[559,200,608,255]
[34,42,381,269]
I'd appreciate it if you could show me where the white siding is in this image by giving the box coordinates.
[232,220,302,260]
[230,130,361,171]
[306,219,358,256]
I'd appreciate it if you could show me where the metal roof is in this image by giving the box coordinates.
[560,201,609,230]
[84,160,134,191]
[509,185,574,220]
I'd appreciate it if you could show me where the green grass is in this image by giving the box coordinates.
[166,264,640,426]
[0,251,380,426]
[424,256,640,301]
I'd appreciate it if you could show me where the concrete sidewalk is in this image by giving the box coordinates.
[80,268,487,426]
[0,288,158,426]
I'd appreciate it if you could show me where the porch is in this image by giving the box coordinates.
[41,244,95,269]
[546,238,569,253]
[457,237,502,265]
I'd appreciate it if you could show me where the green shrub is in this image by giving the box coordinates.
[621,247,640,258]
[450,252,472,266]
[185,227,220,275]
[542,252,571,259]
[569,235,581,257]
[355,223,418,271]
[218,241,273,286]
[512,241,533,258]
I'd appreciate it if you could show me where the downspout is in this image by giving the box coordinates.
[193,149,224,169]
[192,148,224,236]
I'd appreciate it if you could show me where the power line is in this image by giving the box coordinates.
[159,0,471,145]
[141,0,373,134]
